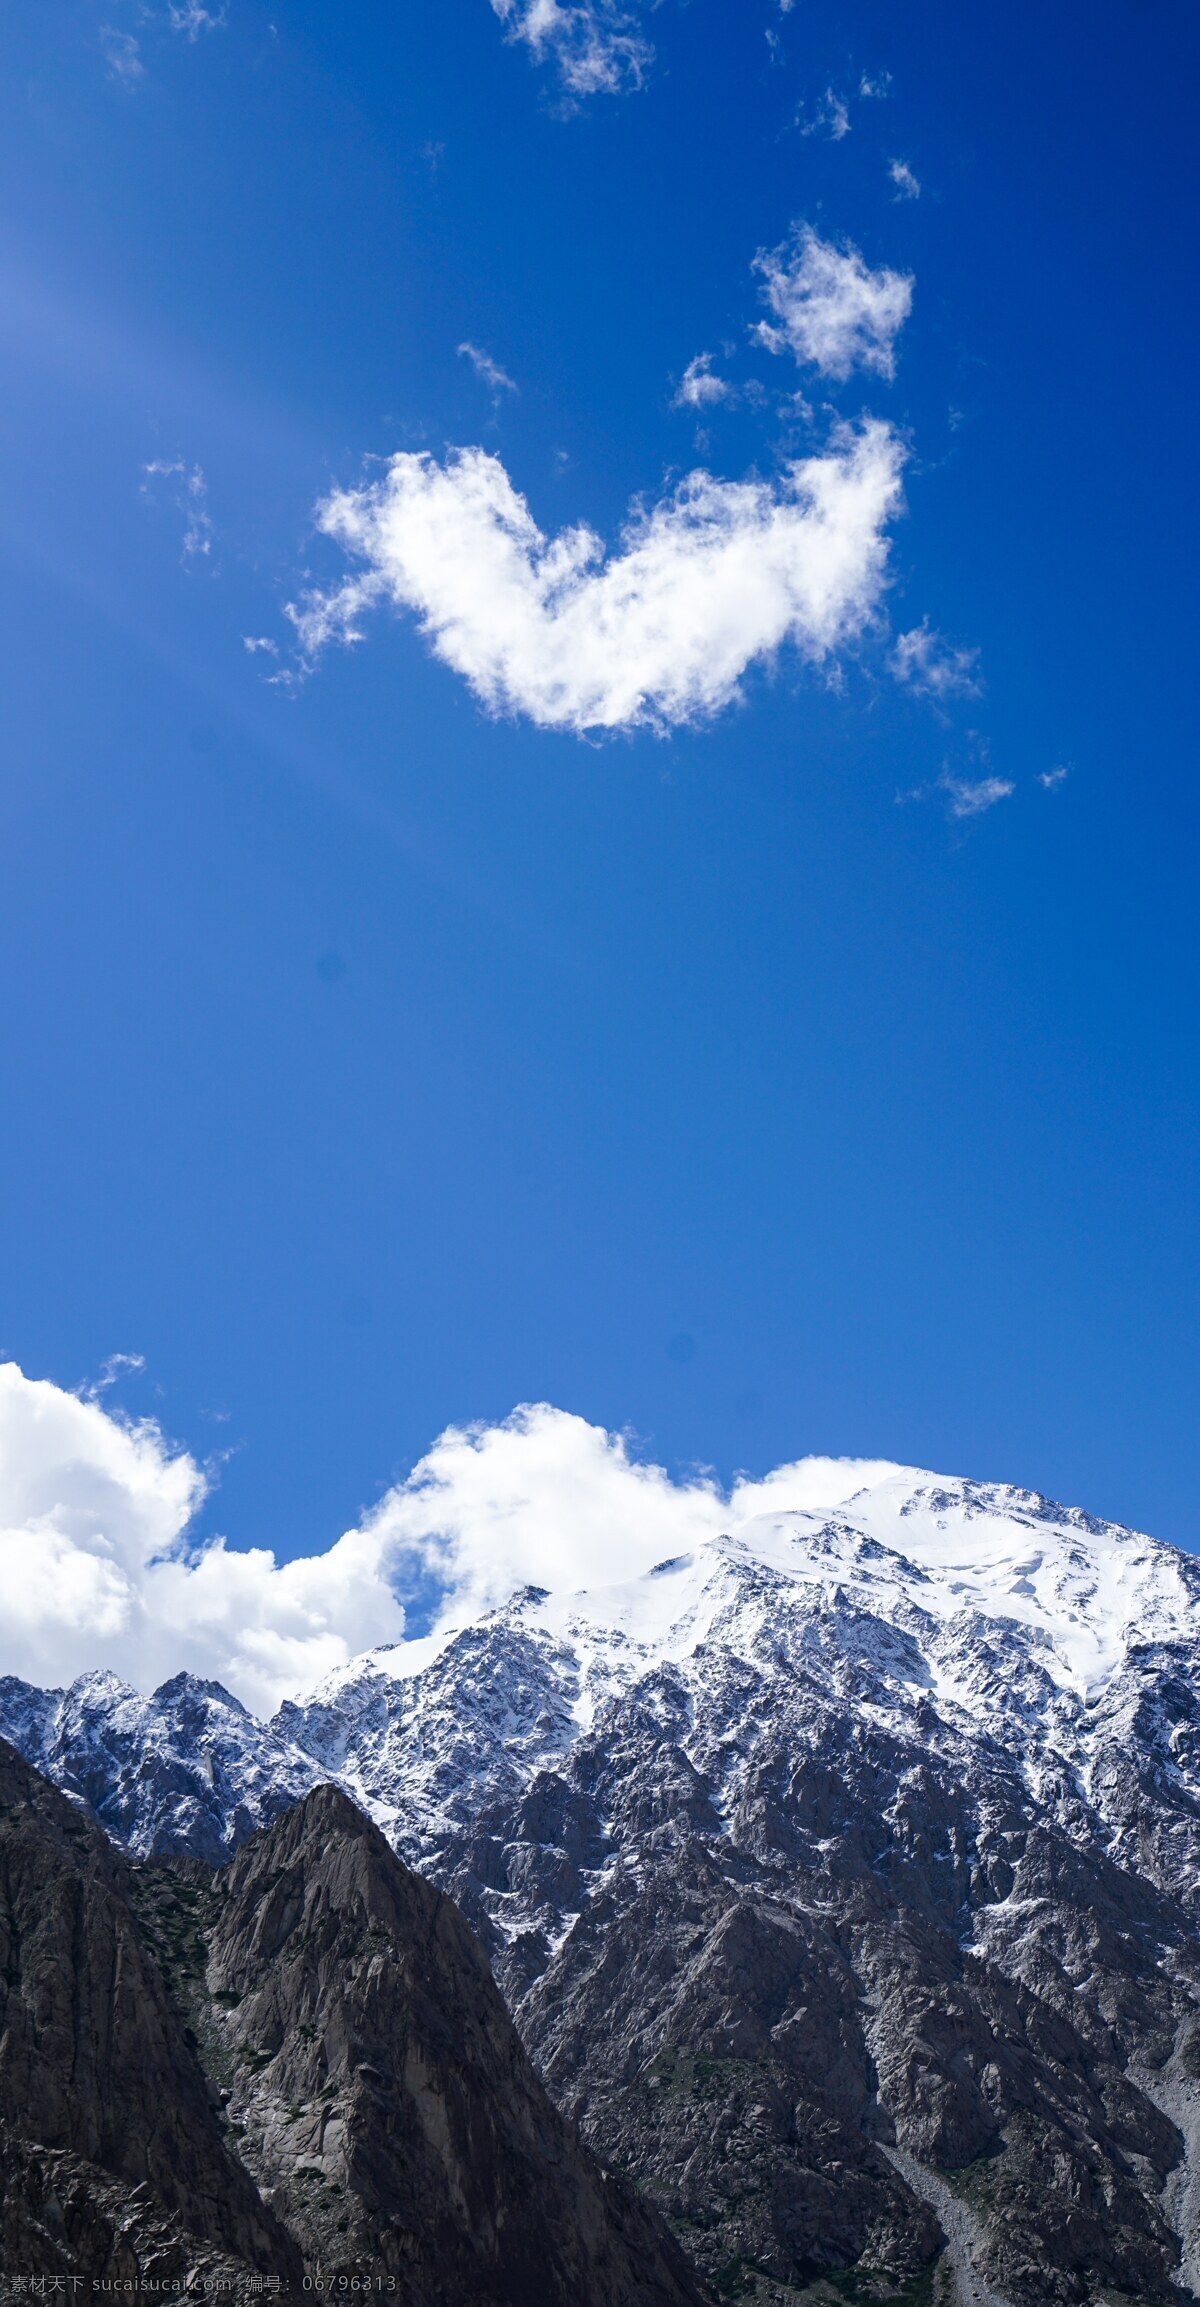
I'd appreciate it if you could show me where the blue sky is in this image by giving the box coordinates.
[1,0,1198,1580]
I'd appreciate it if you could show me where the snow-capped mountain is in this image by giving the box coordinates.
[0,1665,318,1863]
[5,1462,1200,2305]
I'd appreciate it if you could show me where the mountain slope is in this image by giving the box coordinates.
[6,1465,1200,2301]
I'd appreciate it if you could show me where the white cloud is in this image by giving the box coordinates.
[0,1363,407,1717]
[889,158,921,201]
[100,27,145,85]
[672,353,735,410]
[0,1368,907,1712]
[286,422,904,734]
[939,769,1014,819]
[892,620,981,699]
[489,0,652,95]
[1039,763,1070,790]
[797,87,851,140]
[363,1406,905,1627]
[142,460,212,559]
[753,226,913,382]
[459,341,519,398]
[858,71,892,99]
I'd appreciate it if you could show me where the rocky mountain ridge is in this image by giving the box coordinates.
[5,1463,1200,2303]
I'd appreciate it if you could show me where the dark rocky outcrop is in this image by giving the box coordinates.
[0,1743,710,2307]
[197,1783,710,2307]
[0,1737,300,2293]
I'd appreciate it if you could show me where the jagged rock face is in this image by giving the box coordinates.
[8,1468,1200,2301]
[0,1746,710,2307]
[198,1782,710,2307]
[0,1738,300,2291]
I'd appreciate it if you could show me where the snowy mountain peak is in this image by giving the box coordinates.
[400,1466,1197,1717]
[3,1458,1200,2302]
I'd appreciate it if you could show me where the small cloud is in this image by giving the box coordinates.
[672,353,735,410]
[889,158,921,201]
[753,224,913,382]
[892,621,981,699]
[489,0,652,99]
[939,769,1014,820]
[80,1352,147,1402]
[859,70,892,98]
[167,0,227,32]
[458,341,519,399]
[142,460,213,558]
[100,26,145,86]
[243,635,279,657]
[797,86,851,140]
[1039,763,1070,789]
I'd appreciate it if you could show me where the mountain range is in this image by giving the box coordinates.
[5,1462,1200,2304]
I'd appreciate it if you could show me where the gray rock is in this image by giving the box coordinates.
[0,1736,300,2291]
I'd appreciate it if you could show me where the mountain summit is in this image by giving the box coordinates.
[5,1465,1200,2302]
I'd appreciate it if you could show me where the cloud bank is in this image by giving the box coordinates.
[0,1364,407,1718]
[489,0,652,95]
[754,226,913,382]
[287,423,904,733]
[0,1364,904,1716]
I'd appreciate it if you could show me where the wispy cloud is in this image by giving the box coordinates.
[458,341,519,399]
[892,621,981,700]
[142,460,213,559]
[889,158,921,201]
[1039,763,1070,789]
[858,71,892,99]
[167,0,227,32]
[754,225,913,382]
[939,768,1014,819]
[797,86,851,140]
[488,0,652,96]
[286,422,905,735]
[672,353,735,410]
[80,1352,147,1403]
[100,26,145,86]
